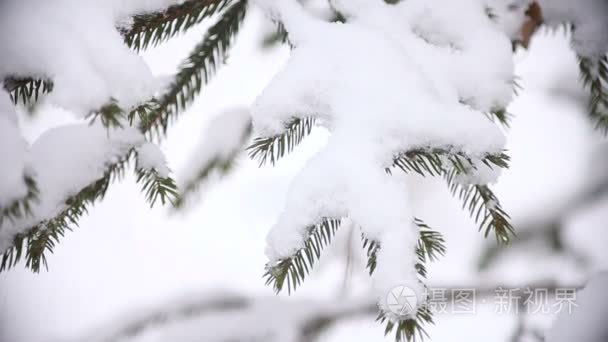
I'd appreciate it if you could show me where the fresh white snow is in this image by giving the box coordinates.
[252,0,513,319]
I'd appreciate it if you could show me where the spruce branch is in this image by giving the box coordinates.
[364,219,444,342]
[377,307,434,342]
[264,218,342,294]
[391,148,514,244]
[142,0,248,137]
[363,218,446,279]
[0,159,126,272]
[174,122,251,209]
[248,117,315,166]
[174,156,235,209]
[445,175,514,244]
[0,102,180,273]
[136,169,179,208]
[4,77,53,106]
[0,175,38,227]
[390,148,509,178]
[122,0,232,51]
[578,55,608,134]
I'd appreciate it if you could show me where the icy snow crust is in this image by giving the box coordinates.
[251,0,514,319]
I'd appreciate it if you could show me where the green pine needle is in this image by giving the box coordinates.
[579,55,608,134]
[0,160,124,272]
[143,0,248,137]
[174,124,251,209]
[264,218,341,294]
[122,0,232,52]
[363,218,446,278]
[391,148,514,244]
[4,78,54,106]
[0,175,38,227]
[377,306,434,342]
[136,169,179,208]
[248,117,314,166]
[367,219,444,342]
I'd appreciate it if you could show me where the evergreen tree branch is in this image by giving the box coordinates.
[364,219,445,342]
[174,156,236,209]
[174,122,251,209]
[248,117,314,166]
[578,55,608,134]
[377,307,434,342]
[121,0,232,51]
[3,77,53,106]
[0,107,179,273]
[391,148,514,244]
[0,158,126,273]
[136,169,179,208]
[264,218,342,294]
[142,0,248,137]
[1,2,248,270]
[2,0,240,106]
[0,175,38,227]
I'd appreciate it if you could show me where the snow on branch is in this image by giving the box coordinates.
[0,116,180,273]
[0,0,251,271]
[121,0,232,51]
[176,107,251,209]
[142,0,248,137]
[249,0,515,339]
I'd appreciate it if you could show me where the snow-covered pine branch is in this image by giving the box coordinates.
[0,0,249,272]
[248,0,515,338]
[176,107,252,209]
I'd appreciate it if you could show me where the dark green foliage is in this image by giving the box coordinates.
[0,159,126,273]
[143,0,248,137]
[1,1,247,273]
[122,0,232,51]
[0,175,38,227]
[174,156,235,209]
[4,77,54,106]
[445,173,515,244]
[391,148,509,177]
[378,307,434,342]
[364,218,446,278]
[247,117,314,166]
[579,55,608,134]
[264,218,341,294]
[366,219,445,342]
[261,22,290,49]
[392,148,514,244]
[136,169,179,208]
[1,141,179,273]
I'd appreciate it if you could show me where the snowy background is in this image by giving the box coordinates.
[1,7,607,342]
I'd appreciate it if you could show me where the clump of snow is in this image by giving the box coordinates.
[0,0,183,115]
[252,0,513,319]
[137,142,171,178]
[178,107,251,189]
[0,92,30,208]
[545,272,608,342]
[0,122,158,254]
